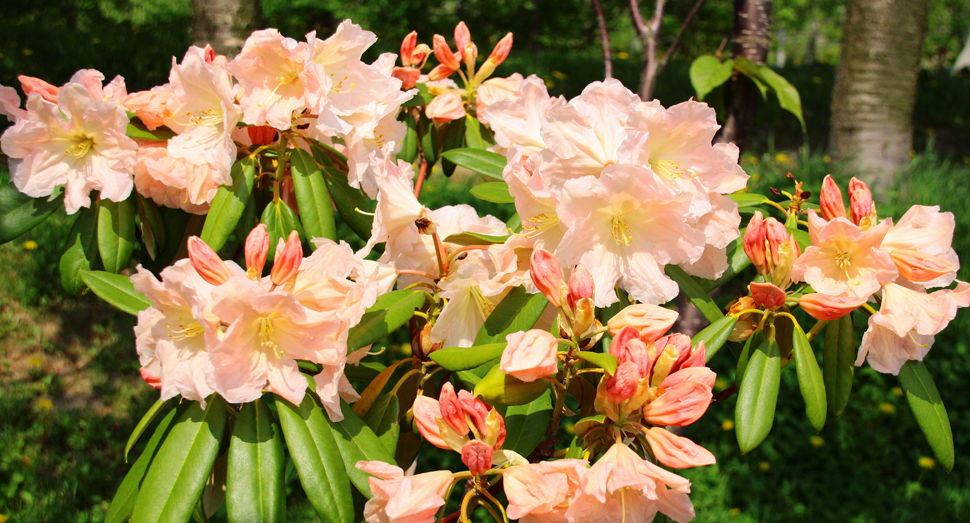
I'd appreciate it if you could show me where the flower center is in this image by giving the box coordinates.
[186,108,222,126]
[167,318,206,341]
[611,214,633,246]
[649,158,690,180]
[522,213,558,238]
[330,73,355,93]
[65,136,94,158]
[258,317,279,355]
[469,284,495,318]
[276,71,300,85]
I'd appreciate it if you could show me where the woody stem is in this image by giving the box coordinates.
[432,231,448,279]
[414,154,429,198]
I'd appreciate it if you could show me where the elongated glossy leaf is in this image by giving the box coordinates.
[431,343,507,371]
[401,83,433,107]
[823,315,855,417]
[290,148,337,244]
[464,114,486,149]
[261,199,305,262]
[665,265,724,322]
[80,270,151,315]
[793,323,826,433]
[353,359,407,418]
[441,117,466,177]
[457,359,502,389]
[735,336,781,453]
[502,390,554,457]
[689,55,734,101]
[730,193,770,210]
[98,197,136,274]
[419,115,440,166]
[126,118,177,141]
[105,406,180,523]
[574,351,618,376]
[470,182,514,204]
[227,398,286,523]
[363,394,401,454]
[0,183,62,244]
[694,315,739,362]
[200,157,256,253]
[735,331,763,393]
[475,286,549,345]
[348,290,426,351]
[313,147,376,242]
[899,360,954,472]
[60,203,100,294]
[732,57,805,130]
[332,402,398,497]
[440,148,506,182]
[276,394,354,523]
[125,398,168,462]
[398,112,419,163]
[443,231,511,246]
[143,207,194,273]
[136,194,166,260]
[131,396,229,523]
[475,364,550,406]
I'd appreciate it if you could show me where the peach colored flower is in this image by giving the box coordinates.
[125,88,177,131]
[0,85,27,123]
[501,329,560,382]
[476,74,523,119]
[411,383,506,466]
[228,29,308,129]
[749,282,786,310]
[484,75,562,154]
[642,426,716,469]
[357,461,455,523]
[819,174,847,221]
[504,459,588,523]
[880,205,960,288]
[606,304,678,342]
[18,75,59,103]
[425,90,465,124]
[799,293,867,321]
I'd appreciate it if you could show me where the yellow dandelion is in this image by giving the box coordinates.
[879,402,896,414]
[35,397,53,411]
[918,456,935,469]
[22,240,38,250]
[722,419,735,431]
[892,387,904,397]
[745,154,759,164]
[823,155,831,163]
[750,173,761,182]
[617,51,630,60]
[759,461,771,471]
[28,355,42,368]
[729,508,741,516]
[774,153,790,164]
[809,436,824,447]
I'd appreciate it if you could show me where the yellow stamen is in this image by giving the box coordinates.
[65,137,94,158]
[470,285,495,318]
[257,317,280,356]
[521,213,559,238]
[649,158,693,180]
[167,319,206,341]
[258,70,301,108]
[611,214,633,246]
[330,73,356,94]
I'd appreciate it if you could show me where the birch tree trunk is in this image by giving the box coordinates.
[719,0,772,148]
[191,0,262,58]
[829,0,929,192]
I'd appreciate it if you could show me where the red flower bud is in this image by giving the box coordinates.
[530,248,563,308]
[432,35,461,71]
[799,293,867,321]
[18,75,59,103]
[245,224,269,277]
[848,177,875,226]
[487,33,514,67]
[187,236,233,286]
[461,440,494,476]
[270,231,303,286]
[819,175,846,221]
[743,211,768,275]
[400,31,418,67]
[566,265,594,310]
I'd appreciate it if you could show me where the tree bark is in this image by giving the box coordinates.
[830,0,929,192]
[592,0,613,79]
[630,0,666,101]
[191,0,262,58]
[719,0,772,149]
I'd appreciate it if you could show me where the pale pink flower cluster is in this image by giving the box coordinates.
[792,175,970,374]
[484,78,748,306]
[0,71,136,214]
[133,226,379,419]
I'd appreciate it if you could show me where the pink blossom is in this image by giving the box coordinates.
[799,293,867,321]
[504,460,588,523]
[228,29,308,129]
[357,461,454,523]
[880,205,960,288]
[425,90,465,124]
[606,304,678,342]
[125,88,177,131]
[643,426,716,469]
[18,75,59,103]
[484,75,562,153]
[476,74,523,119]
[0,85,27,123]
[501,329,560,382]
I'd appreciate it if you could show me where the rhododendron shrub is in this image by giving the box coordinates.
[0,19,964,523]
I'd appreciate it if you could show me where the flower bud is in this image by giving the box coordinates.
[571,297,596,339]
[566,265,594,310]
[454,22,471,60]
[500,329,559,383]
[247,126,277,145]
[425,90,465,124]
[530,249,563,308]
[749,282,787,310]
[762,216,800,287]
[487,33,514,68]
[819,175,846,221]
[400,31,418,67]
[438,382,469,436]
[392,67,421,90]
[606,303,678,342]
[889,249,958,283]
[848,177,876,228]
[605,361,640,403]
[412,44,431,67]
[245,224,270,278]
[187,236,233,286]
[427,63,456,82]
[461,440,494,476]
[463,42,479,72]
[270,231,303,286]
[799,293,867,321]
[432,34,461,71]
[743,211,768,275]
[203,44,216,64]
[18,75,59,103]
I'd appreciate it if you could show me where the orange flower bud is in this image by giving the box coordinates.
[392,67,421,90]
[566,265,594,310]
[245,224,269,278]
[819,175,846,221]
[400,31,418,67]
[799,293,867,321]
[247,126,277,145]
[427,63,457,82]
[889,249,957,283]
[187,236,233,286]
[749,282,787,310]
[487,33,514,67]
[270,231,303,286]
[848,177,875,227]
[454,22,471,60]
[432,35,461,71]
[743,211,768,275]
[605,361,640,403]
[529,249,563,308]
[18,75,59,103]
[461,440,493,476]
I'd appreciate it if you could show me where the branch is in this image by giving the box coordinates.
[629,0,649,43]
[656,0,709,78]
[592,0,613,78]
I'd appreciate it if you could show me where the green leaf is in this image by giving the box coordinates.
[735,335,781,453]
[59,203,100,294]
[689,55,734,101]
[793,323,826,433]
[130,396,229,523]
[703,235,751,292]
[135,194,166,260]
[125,398,168,462]
[470,182,514,204]
[401,83,434,107]
[823,315,855,417]
[441,117,466,177]
[665,265,724,322]
[98,197,136,274]
[474,286,549,345]
[276,394,354,523]
[290,148,337,244]
[735,330,762,386]
[502,390,554,457]
[0,183,62,244]
[80,270,151,316]
[475,364,550,406]
[440,148,506,182]
[694,314,739,362]
[143,208,196,273]
[732,57,770,98]
[730,193,770,210]
[331,402,398,498]
[261,199,305,262]
[464,114,486,149]
[200,157,257,253]
[431,343,507,371]
[457,359,502,390]
[313,148,376,242]
[126,118,177,141]
[348,290,427,351]
[227,398,286,523]
[442,231,511,246]
[398,112,419,164]
[898,360,955,472]
[732,57,806,131]
[362,394,401,455]
[574,352,618,376]
[506,213,522,233]
[105,405,180,523]
[419,115,440,166]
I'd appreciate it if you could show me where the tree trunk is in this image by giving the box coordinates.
[719,0,772,149]
[829,0,928,193]
[191,0,262,58]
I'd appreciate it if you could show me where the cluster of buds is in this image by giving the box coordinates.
[412,383,509,475]
[189,226,303,289]
[429,22,513,86]
[742,210,801,290]
[392,31,432,89]
[530,249,601,347]
[820,175,876,229]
